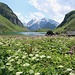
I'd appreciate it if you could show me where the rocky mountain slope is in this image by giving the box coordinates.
[27,18,59,31]
[0,2,28,32]
[0,2,23,26]
[55,10,75,33]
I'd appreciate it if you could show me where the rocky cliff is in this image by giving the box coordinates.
[0,2,23,27]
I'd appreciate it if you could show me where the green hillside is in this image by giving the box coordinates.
[0,15,28,33]
[0,2,23,26]
[35,28,50,32]
[54,10,75,33]
[0,2,29,32]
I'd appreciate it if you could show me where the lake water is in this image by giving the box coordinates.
[19,32,46,36]
[1,32,46,36]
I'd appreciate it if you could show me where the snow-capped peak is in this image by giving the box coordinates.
[41,18,49,22]
[26,18,59,31]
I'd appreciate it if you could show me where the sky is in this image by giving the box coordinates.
[0,0,75,23]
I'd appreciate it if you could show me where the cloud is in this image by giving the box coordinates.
[14,12,45,23]
[29,0,75,23]
[14,12,29,23]
[29,12,45,19]
[26,12,45,22]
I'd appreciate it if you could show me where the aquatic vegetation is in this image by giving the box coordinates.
[0,36,75,75]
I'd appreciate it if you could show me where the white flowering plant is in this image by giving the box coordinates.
[0,36,75,75]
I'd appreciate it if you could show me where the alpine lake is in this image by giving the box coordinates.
[0,32,46,36]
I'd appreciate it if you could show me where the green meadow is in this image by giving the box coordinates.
[0,35,75,75]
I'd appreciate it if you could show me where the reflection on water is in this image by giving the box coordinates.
[19,32,46,36]
[0,32,46,36]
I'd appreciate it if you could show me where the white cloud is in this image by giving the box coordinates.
[14,12,45,23]
[14,12,29,23]
[29,12,45,19]
[29,0,75,23]
[14,0,75,23]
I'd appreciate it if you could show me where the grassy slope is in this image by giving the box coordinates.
[54,11,75,33]
[54,18,75,33]
[35,28,50,32]
[0,15,29,32]
[0,2,24,27]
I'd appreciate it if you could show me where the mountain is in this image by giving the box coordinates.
[27,19,36,27]
[0,15,28,32]
[55,10,75,33]
[35,28,50,32]
[0,2,28,32]
[0,2,23,26]
[27,18,59,31]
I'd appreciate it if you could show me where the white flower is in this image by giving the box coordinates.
[8,66,14,71]
[17,61,21,64]
[66,68,72,71]
[6,63,11,66]
[0,42,3,45]
[34,47,38,50]
[15,56,18,59]
[9,59,14,62]
[23,63,30,67]
[69,72,75,75]
[40,55,45,58]
[58,65,63,68]
[36,58,39,61]
[25,53,27,55]
[34,72,40,75]
[36,51,39,53]
[29,70,34,74]
[16,44,20,46]
[35,54,39,57]
[1,65,5,69]
[47,56,51,59]
[22,56,26,59]
[29,54,33,57]
[32,57,36,60]
[17,49,21,52]
[16,72,23,75]
[7,57,12,60]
